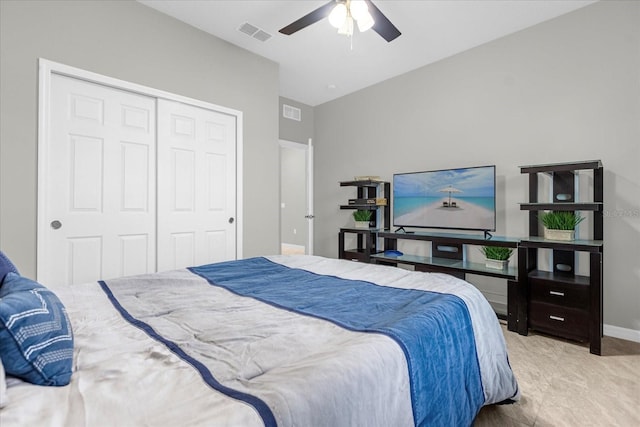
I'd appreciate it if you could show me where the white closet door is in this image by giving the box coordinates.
[157,99,237,271]
[42,74,156,285]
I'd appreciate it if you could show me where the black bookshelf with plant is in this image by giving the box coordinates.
[514,160,603,355]
[338,179,390,262]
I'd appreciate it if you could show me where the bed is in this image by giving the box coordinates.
[0,254,519,426]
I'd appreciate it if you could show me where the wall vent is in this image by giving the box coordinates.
[238,22,272,42]
[283,104,302,121]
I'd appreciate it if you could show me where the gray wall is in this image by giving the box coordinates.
[314,1,640,331]
[279,97,315,144]
[0,0,280,276]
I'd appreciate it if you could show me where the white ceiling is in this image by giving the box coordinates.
[138,0,595,106]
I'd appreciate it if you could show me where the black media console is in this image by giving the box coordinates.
[370,231,519,281]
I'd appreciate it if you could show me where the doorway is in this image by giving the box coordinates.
[279,139,313,255]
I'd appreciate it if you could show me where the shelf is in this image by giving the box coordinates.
[528,269,591,286]
[519,236,603,252]
[373,231,518,281]
[340,179,386,187]
[519,202,603,211]
[519,160,602,174]
[342,248,377,263]
[514,160,603,355]
[343,248,381,256]
[340,204,380,210]
[378,231,519,247]
[339,227,382,233]
[338,181,390,263]
[370,253,517,280]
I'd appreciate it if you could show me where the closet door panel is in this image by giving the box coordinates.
[157,99,237,271]
[42,74,156,285]
[121,142,150,211]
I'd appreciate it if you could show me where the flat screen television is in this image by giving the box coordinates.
[393,165,496,232]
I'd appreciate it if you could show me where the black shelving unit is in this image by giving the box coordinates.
[511,160,603,355]
[372,231,519,281]
[338,180,390,262]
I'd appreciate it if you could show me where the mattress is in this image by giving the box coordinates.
[0,255,518,426]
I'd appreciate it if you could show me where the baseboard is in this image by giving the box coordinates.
[604,323,640,343]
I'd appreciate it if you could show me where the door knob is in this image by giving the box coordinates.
[51,220,62,230]
[228,217,234,224]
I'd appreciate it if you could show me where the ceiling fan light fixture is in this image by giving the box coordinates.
[349,0,368,21]
[328,3,347,29]
[328,0,375,37]
[356,12,374,32]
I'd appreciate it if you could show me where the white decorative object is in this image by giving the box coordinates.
[485,259,509,270]
[354,221,370,229]
[544,228,575,241]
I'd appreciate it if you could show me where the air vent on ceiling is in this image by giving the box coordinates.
[253,30,272,42]
[283,104,302,122]
[238,22,272,42]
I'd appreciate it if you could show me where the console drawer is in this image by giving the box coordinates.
[529,279,589,310]
[529,301,588,342]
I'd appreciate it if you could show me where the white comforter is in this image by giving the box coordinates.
[0,255,518,426]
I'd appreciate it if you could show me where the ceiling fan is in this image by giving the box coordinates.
[279,0,401,42]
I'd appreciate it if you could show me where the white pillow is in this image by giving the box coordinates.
[0,357,7,408]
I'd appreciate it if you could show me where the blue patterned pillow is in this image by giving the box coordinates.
[0,273,74,386]
[0,250,19,284]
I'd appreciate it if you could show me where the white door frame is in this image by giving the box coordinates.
[37,58,243,280]
[278,139,314,255]
[306,138,314,255]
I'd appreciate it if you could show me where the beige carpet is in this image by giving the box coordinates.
[280,243,306,255]
[474,323,640,426]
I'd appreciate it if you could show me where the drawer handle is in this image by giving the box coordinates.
[549,291,565,297]
[549,315,565,322]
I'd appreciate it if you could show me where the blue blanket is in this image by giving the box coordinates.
[190,257,484,427]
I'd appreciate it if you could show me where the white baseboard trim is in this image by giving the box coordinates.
[604,323,640,343]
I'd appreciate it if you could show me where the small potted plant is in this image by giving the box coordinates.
[540,211,585,241]
[352,210,373,228]
[480,246,514,270]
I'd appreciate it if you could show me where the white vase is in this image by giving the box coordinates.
[485,259,509,270]
[543,228,575,241]
[354,221,370,229]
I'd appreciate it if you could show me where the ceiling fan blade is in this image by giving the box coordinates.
[364,0,401,42]
[279,1,336,35]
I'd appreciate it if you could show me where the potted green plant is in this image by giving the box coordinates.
[352,210,373,228]
[540,211,585,241]
[480,246,514,270]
